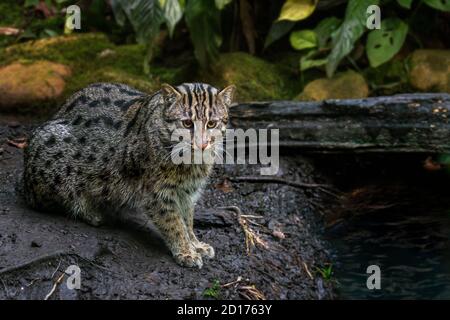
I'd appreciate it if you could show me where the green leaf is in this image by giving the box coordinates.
[185,0,222,68]
[24,0,39,7]
[397,0,413,9]
[300,51,327,71]
[163,0,183,37]
[290,30,317,50]
[111,0,164,44]
[366,18,408,68]
[215,0,233,10]
[111,0,165,73]
[326,0,379,77]
[423,0,450,11]
[264,20,296,49]
[277,0,318,22]
[110,0,127,26]
[42,29,60,37]
[314,17,341,49]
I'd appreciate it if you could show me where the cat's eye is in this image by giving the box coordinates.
[207,120,217,129]
[182,120,193,128]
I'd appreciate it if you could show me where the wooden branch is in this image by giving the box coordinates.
[228,176,340,198]
[228,176,329,188]
[230,93,450,153]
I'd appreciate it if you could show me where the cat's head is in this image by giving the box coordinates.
[160,82,236,154]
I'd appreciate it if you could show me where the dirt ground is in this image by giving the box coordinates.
[0,118,334,300]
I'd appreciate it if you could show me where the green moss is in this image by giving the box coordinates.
[0,33,114,67]
[203,280,221,299]
[198,52,297,101]
[0,33,188,116]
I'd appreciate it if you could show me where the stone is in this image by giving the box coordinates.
[198,52,293,101]
[0,61,71,111]
[298,70,369,101]
[409,49,450,93]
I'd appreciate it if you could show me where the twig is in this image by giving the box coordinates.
[222,276,243,288]
[238,285,266,300]
[44,272,65,300]
[228,176,328,188]
[0,250,68,276]
[303,262,314,280]
[0,250,117,277]
[51,260,62,279]
[219,206,269,254]
[26,279,40,289]
[0,277,9,298]
[228,176,340,198]
[240,214,264,219]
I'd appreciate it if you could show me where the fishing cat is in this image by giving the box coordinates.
[22,82,236,268]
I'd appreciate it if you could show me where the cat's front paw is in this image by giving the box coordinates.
[174,250,203,269]
[194,242,215,259]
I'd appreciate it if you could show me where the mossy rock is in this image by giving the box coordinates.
[297,71,369,101]
[0,60,71,113]
[198,52,296,102]
[0,33,185,115]
[409,50,450,93]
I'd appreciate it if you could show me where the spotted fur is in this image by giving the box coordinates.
[23,82,236,268]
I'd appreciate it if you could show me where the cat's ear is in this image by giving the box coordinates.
[161,83,182,101]
[218,85,236,107]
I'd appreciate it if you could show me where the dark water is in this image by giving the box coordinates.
[326,205,450,299]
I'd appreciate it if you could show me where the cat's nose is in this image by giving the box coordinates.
[200,142,208,150]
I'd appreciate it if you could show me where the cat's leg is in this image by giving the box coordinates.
[146,202,203,268]
[185,207,215,259]
[70,197,105,227]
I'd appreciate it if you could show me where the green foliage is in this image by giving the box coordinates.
[214,0,233,10]
[423,0,450,11]
[203,280,221,299]
[264,20,296,49]
[314,17,341,49]
[161,0,183,37]
[265,0,317,49]
[300,51,327,72]
[2,0,447,80]
[277,0,317,22]
[185,0,222,68]
[110,0,226,71]
[295,17,341,72]
[397,0,413,9]
[316,264,333,281]
[289,30,317,50]
[367,18,408,68]
[326,0,379,77]
[286,0,380,76]
[111,0,164,73]
[285,0,447,77]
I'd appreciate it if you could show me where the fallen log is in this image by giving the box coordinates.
[230,93,450,153]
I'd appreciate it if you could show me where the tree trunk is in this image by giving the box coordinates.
[229,93,450,153]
